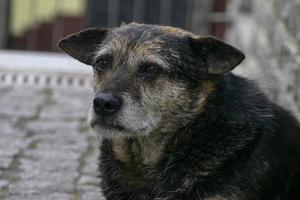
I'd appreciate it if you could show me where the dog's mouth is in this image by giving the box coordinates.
[91,119,128,132]
[88,106,159,137]
[90,117,152,137]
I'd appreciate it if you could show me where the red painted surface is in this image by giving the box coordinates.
[11,16,84,51]
[211,0,227,39]
[9,0,228,51]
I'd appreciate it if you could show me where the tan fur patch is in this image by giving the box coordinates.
[161,26,194,37]
[194,80,216,113]
[205,195,228,200]
[112,138,130,162]
[112,132,171,165]
[129,43,171,71]
[205,193,244,200]
[93,71,115,92]
[137,132,171,165]
[96,38,170,73]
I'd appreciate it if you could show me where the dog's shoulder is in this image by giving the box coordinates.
[225,74,300,199]
[272,102,300,137]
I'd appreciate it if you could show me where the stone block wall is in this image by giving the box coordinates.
[227,0,300,120]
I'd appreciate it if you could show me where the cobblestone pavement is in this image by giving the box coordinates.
[0,86,105,200]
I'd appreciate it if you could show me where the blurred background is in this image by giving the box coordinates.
[0,0,228,51]
[0,0,299,199]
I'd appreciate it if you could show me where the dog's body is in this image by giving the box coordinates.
[58,23,300,200]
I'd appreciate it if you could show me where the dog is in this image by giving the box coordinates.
[58,23,300,200]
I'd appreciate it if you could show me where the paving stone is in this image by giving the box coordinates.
[24,149,80,165]
[0,103,39,118]
[0,86,12,99]
[0,157,14,169]
[7,192,72,200]
[33,139,88,152]
[0,137,28,156]
[0,179,8,189]
[0,88,45,105]
[0,119,20,134]
[39,90,92,120]
[0,88,45,118]
[19,169,78,183]
[0,127,29,170]
[82,153,99,176]
[78,175,99,186]
[26,120,81,134]
[9,179,74,195]
[20,158,77,170]
[52,88,93,103]
[39,102,90,120]
[81,191,105,200]
[0,86,102,200]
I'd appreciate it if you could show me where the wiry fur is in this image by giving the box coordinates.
[58,23,300,200]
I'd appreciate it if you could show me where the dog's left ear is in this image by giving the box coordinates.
[58,28,108,65]
[190,36,245,74]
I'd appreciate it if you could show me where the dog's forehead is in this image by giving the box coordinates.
[100,24,192,53]
[94,24,195,71]
[112,23,192,41]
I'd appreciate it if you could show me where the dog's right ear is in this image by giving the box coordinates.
[58,28,108,65]
[189,36,245,75]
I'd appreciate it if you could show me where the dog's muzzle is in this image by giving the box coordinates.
[93,92,123,116]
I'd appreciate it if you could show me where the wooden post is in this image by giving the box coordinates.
[159,0,172,25]
[0,0,9,49]
[107,0,120,27]
[133,0,145,23]
[189,0,214,34]
[86,0,108,27]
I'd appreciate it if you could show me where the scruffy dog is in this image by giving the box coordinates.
[58,23,300,200]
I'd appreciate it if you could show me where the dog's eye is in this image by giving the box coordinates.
[137,64,160,79]
[94,57,112,71]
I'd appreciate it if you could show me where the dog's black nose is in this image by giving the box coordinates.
[93,92,123,116]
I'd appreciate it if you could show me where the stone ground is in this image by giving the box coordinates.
[0,86,105,200]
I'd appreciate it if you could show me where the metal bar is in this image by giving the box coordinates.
[107,0,120,27]
[52,0,64,51]
[159,0,172,25]
[0,0,9,48]
[209,12,231,23]
[185,0,193,29]
[190,0,214,34]
[86,0,108,27]
[133,0,145,22]
[27,0,38,50]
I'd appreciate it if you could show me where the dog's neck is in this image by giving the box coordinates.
[111,131,173,166]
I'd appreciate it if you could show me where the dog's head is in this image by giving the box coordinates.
[58,23,245,138]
